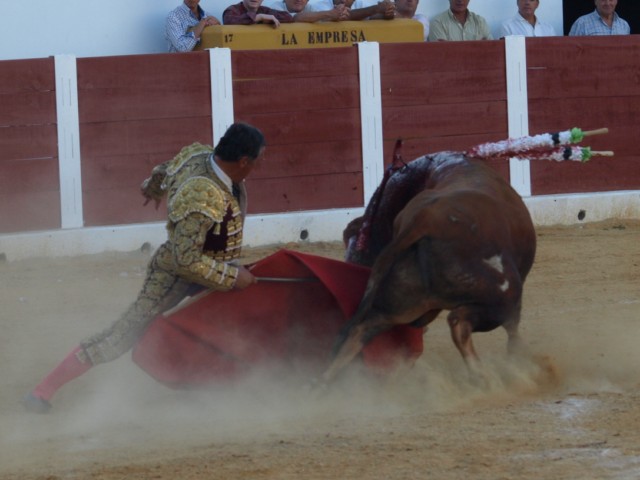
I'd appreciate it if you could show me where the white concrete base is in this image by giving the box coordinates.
[524,190,640,226]
[0,208,364,262]
[1,192,638,262]
[243,208,364,247]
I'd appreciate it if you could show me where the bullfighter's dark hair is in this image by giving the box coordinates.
[214,123,265,163]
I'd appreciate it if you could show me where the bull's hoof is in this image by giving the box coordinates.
[303,377,331,397]
[21,392,52,414]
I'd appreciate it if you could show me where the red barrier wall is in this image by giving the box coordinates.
[77,53,213,226]
[380,41,509,178]
[1,37,638,235]
[0,58,60,232]
[526,36,640,195]
[232,48,364,214]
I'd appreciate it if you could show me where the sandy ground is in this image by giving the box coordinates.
[1,219,639,480]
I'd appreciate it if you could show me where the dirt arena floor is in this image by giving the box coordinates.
[1,219,639,480]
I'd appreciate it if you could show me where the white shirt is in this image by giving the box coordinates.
[263,0,299,15]
[500,13,556,38]
[210,154,248,216]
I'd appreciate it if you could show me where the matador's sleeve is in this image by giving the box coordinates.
[170,212,239,291]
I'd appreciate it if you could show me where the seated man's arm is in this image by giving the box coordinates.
[294,5,349,22]
[349,0,394,21]
[262,6,295,23]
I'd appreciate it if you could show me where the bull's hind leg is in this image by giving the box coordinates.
[503,318,524,356]
[502,300,529,357]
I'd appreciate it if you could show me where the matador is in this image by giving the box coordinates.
[23,123,265,413]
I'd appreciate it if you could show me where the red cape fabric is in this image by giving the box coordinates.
[132,250,423,388]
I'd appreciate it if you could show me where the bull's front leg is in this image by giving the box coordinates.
[321,309,393,384]
[447,307,482,375]
[321,323,367,384]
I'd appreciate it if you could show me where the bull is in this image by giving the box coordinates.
[321,141,537,383]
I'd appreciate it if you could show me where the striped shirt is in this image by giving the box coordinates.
[569,10,630,36]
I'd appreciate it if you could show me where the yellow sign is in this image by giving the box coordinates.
[197,19,423,50]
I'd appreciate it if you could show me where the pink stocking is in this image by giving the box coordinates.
[31,346,92,401]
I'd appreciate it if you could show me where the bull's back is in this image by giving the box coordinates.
[393,159,536,281]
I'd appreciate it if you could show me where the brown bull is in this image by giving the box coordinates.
[322,148,537,383]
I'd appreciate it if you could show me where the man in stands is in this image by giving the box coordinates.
[500,0,556,37]
[223,0,294,26]
[428,0,492,41]
[569,0,630,35]
[166,0,221,52]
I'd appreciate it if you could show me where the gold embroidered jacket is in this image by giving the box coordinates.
[141,143,246,290]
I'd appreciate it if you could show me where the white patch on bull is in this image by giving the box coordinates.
[482,255,509,291]
[483,254,504,274]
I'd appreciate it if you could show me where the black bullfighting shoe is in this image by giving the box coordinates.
[21,392,52,414]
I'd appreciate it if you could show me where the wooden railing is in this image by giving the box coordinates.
[196,20,423,50]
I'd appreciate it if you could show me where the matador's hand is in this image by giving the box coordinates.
[140,177,162,210]
[234,266,257,289]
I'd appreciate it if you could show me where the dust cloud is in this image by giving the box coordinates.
[1,220,639,479]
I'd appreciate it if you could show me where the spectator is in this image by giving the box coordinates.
[22,123,265,414]
[428,0,492,41]
[264,0,350,22]
[166,0,221,52]
[223,0,294,27]
[500,0,556,37]
[569,0,630,36]
[307,0,395,21]
[394,0,429,41]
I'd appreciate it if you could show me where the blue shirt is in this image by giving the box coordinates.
[166,3,209,52]
[569,9,630,36]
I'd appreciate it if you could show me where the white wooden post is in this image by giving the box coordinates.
[55,54,83,229]
[505,35,531,197]
[209,47,235,146]
[357,41,384,206]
